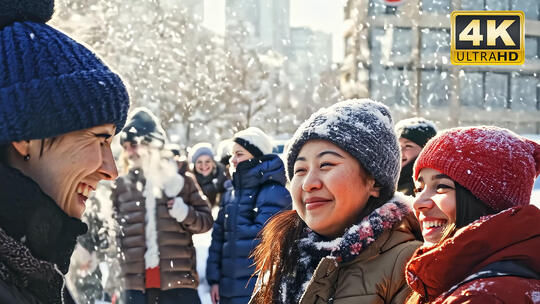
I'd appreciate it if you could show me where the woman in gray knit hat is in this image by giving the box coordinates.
[250,99,421,304]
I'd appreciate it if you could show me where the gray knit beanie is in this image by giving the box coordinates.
[286,99,400,201]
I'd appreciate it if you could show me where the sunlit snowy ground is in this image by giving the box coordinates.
[194,229,213,304]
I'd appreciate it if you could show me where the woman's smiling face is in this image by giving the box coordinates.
[413,168,457,246]
[195,154,214,176]
[14,124,118,218]
[290,140,379,238]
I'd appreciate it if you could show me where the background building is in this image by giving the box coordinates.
[289,27,333,83]
[225,0,290,54]
[287,26,336,119]
[181,0,204,21]
[341,0,540,133]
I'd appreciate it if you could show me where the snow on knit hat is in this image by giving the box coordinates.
[286,99,401,201]
[395,117,437,147]
[414,126,540,211]
[120,108,166,148]
[0,0,130,144]
[233,127,273,158]
[189,143,214,164]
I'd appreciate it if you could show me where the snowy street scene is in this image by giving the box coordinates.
[0,0,539,303]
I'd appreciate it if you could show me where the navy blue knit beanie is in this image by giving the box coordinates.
[0,0,130,144]
[286,99,401,201]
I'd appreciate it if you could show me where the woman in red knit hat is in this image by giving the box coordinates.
[406,126,540,304]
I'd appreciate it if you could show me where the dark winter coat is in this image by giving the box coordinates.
[398,159,415,196]
[112,168,213,291]
[206,154,292,304]
[406,205,540,304]
[194,162,228,207]
[0,164,86,304]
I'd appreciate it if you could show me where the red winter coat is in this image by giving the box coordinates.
[405,205,540,304]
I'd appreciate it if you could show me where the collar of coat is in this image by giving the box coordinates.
[405,205,540,302]
[279,195,412,304]
[232,154,287,189]
[195,163,221,185]
[397,157,416,193]
[299,197,411,264]
[0,227,68,303]
[0,164,88,274]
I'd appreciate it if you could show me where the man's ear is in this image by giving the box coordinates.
[11,140,30,157]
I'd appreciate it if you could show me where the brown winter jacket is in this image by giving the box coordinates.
[112,168,213,291]
[299,213,422,304]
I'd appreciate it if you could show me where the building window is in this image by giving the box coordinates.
[485,0,510,10]
[393,28,413,63]
[510,74,539,110]
[511,0,539,20]
[461,0,484,10]
[460,72,484,108]
[420,70,449,107]
[421,0,451,13]
[370,28,385,66]
[485,73,509,109]
[370,27,412,66]
[368,0,397,15]
[370,68,413,107]
[461,0,539,20]
[525,36,539,60]
[420,28,451,64]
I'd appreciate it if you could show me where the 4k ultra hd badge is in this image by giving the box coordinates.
[451,11,524,65]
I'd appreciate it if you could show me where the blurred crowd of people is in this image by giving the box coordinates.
[0,1,538,304]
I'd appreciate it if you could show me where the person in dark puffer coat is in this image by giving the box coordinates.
[206,127,292,304]
[0,0,130,303]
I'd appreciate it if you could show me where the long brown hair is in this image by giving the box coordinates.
[406,182,496,303]
[250,210,305,303]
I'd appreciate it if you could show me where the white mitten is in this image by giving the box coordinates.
[168,197,189,222]
[163,173,185,198]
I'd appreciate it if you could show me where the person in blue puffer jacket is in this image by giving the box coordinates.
[206,127,292,304]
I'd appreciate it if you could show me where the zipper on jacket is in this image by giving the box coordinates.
[54,264,66,304]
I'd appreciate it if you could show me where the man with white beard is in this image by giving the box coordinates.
[112,108,213,304]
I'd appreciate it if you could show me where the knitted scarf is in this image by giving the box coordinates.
[278,199,411,303]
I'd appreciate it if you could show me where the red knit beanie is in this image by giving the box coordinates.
[414,126,540,211]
